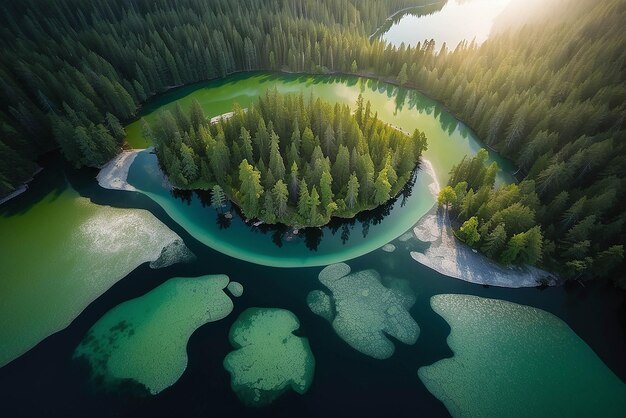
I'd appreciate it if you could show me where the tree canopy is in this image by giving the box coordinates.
[146,91,426,226]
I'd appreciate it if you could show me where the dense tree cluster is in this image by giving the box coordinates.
[0,0,624,282]
[146,91,427,226]
[438,150,544,266]
[0,0,429,194]
[420,0,625,282]
[439,149,623,281]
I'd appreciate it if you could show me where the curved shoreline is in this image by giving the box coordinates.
[0,167,43,207]
[409,206,558,288]
[96,150,140,191]
[368,1,446,41]
[408,161,557,288]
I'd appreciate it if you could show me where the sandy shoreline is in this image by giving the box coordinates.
[96,150,141,191]
[408,158,557,288]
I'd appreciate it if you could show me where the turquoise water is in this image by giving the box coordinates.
[419,294,626,417]
[74,275,234,395]
[0,73,623,418]
[125,72,515,268]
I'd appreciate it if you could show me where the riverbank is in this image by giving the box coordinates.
[96,150,140,191]
[368,1,446,40]
[0,167,43,207]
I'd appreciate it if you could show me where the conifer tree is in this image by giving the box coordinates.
[238,159,263,218]
[297,179,310,218]
[272,180,289,218]
[211,184,226,213]
[346,173,360,209]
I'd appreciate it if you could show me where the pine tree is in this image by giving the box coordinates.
[351,59,358,73]
[105,112,125,141]
[272,180,289,218]
[238,159,263,218]
[518,226,543,265]
[322,124,335,156]
[180,143,198,182]
[500,233,527,265]
[190,99,205,130]
[301,127,316,161]
[297,179,310,219]
[397,63,408,86]
[240,127,254,162]
[289,162,300,203]
[481,223,507,258]
[211,184,226,213]
[269,133,286,180]
[332,145,350,191]
[309,186,321,224]
[346,173,360,209]
[319,170,333,214]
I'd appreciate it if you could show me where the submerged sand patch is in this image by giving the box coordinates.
[224,308,315,406]
[308,263,418,359]
[419,294,626,417]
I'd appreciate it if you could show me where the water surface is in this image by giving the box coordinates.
[381,0,512,48]
[125,73,514,267]
[0,74,623,418]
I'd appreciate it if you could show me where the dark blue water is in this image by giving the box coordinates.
[0,154,624,417]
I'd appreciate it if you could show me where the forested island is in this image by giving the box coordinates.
[0,0,624,283]
[145,91,427,226]
[2,0,626,416]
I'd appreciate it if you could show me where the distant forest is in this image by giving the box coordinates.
[0,0,624,283]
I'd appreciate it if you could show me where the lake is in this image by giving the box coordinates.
[0,72,624,417]
[379,0,512,49]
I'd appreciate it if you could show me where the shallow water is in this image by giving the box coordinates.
[0,162,189,368]
[124,72,514,267]
[0,74,624,417]
[419,294,626,417]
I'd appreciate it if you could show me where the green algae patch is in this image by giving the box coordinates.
[223,308,315,407]
[0,183,192,368]
[308,263,418,359]
[419,294,626,417]
[74,275,233,394]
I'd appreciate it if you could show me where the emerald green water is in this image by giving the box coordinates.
[0,173,190,368]
[224,308,315,406]
[1,72,624,418]
[419,294,626,417]
[74,275,234,395]
[124,72,514,268]
[126,73,515,186]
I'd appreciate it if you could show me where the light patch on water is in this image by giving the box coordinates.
[382,0,512,48]
[223,308,315,406]
[74,275,233,395]
[306,290,334,322]
[382,243,396,252]
[0,188,193,368]
[419,294,626,417]
[398,232,414,242]
[308,263,419,359]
